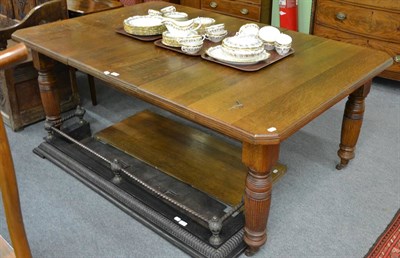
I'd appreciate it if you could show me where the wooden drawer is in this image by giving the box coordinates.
[313,24,400,79]
[314,0,400,42]
[340,0,400,11]
[201,0,261,22]
[311,0,400,80]
[241,0,261,4]
[180,0,201,8]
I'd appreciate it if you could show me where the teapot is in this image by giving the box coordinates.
[162,18,202,37]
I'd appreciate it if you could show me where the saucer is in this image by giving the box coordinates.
[206,45,270,65]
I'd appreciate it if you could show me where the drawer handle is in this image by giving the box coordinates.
[394,55,400,63]
[336,12,347,21]
[209,1,217,8]
[240,8,249,15]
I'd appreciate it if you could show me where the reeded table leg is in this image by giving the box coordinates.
[32,51,61,130]
[242,143,279,255]
[337,80,372,170]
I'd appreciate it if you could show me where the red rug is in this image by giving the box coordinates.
[366,209,400,258]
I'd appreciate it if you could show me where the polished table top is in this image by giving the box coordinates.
[67,0,123,14]
[13,1,392,145]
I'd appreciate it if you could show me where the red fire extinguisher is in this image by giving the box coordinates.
[279,0,298,31]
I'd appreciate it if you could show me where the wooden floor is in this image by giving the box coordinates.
[0,235,15,258]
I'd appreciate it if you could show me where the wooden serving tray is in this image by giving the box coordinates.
[154,39,204,56]
[115,27,162,41]
[201,48,295,72]
[154,35,295,71]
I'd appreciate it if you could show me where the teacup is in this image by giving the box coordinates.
[274,33,292,55]
[275,45,291,55]
[258,26,280,50]
[160,6,176,14]
[205,30,228,43]
[205,24,225,35]
[177,34,205,46]
[181,44,203,55]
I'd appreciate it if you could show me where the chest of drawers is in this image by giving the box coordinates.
[310,0,400,81]
[180,0,272,24]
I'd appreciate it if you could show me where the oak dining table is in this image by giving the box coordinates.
[12,1,393,257]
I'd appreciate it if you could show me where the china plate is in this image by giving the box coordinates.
[125,15,163,27]
[205,45,270,65]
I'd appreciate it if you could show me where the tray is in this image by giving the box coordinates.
[155,34,294,71]
[154,39,203,56]
[201,48,295,72]
[115,27,162,41]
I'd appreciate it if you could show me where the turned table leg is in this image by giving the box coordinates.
[32,51,61,132]
[336,80,372,170]
[242,142,279,255]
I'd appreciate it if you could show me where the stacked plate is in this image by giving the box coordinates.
[206,35,270,65]
[161,31,199,47]
[123,15,165,36]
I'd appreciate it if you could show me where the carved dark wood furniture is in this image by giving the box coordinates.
[0,43,32,258]
[0,0,80,131]
[12,2,393,256]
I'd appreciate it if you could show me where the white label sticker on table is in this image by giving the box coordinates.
[178,220,188,227]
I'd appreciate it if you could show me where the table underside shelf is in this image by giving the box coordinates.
[34,110,286,257]
[94,110,286,207]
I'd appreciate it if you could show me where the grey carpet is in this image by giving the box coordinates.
[1,74,399,258]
